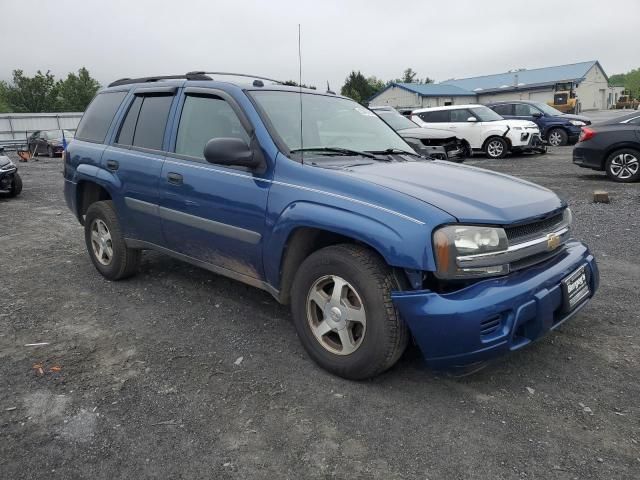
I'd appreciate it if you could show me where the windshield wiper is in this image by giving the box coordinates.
[289,147,379,160]
[366,148,423,158]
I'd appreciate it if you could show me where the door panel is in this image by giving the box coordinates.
[159,92,270,280]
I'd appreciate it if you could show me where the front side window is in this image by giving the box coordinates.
[76,91,127,143]
[175,95,250,159]
[470,106,503,122]
[450,109,474,122]
[250,90,410,153]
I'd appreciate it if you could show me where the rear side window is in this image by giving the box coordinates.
[514,104,539,116]
[116,96,143,145]
[492,104,513,116]
[175,95,250,159]
[418,110,449,122]
[75,91,127,143]
[131,95,174,150]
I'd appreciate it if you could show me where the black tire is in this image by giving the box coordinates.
[47,146,54,157]
[8,173,22,197]
[290,244,409,380]
[84,200,140,280]
[605,148,640,183]
[484,137,508,159]
[547,128,568,147]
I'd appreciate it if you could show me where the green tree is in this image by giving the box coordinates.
[0,70,60,112]
[340,71,386,103]
[609,68,640,97]
[393,69,434,84]
[57,67,101,111]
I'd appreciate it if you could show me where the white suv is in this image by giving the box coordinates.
[411,105,543,159]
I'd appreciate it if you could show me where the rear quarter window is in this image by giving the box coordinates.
[418,110,449,122]
[75,91,127,143]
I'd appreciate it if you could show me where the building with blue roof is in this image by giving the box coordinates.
[369,61,620,111]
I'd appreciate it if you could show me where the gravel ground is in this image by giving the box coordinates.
[1,138,639,479]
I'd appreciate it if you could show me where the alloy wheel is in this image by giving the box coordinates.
[487,140,504,158]
[609,153,639,179]
[90,219,114,266]
[306,275,366,355]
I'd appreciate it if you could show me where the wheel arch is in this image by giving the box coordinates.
[75,180,113,224]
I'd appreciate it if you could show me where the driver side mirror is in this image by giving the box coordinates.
[532,111,543,118]
[203,137,262,169]
[467,117,477,122]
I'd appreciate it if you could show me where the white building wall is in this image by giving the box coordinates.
[477,88,554,104]
[369,86,477,108]
[576,64,609,110]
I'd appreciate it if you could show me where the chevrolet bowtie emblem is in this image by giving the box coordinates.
[547,233,561,251]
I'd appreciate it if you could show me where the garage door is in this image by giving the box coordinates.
[528,90,553,102]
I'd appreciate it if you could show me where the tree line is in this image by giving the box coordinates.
[340,68,434,103]
[0,68,101,113]
[609,68,640,98]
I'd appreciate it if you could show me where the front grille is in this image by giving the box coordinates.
[505,212,564,242]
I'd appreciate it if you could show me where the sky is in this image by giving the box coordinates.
[1,0,638,91]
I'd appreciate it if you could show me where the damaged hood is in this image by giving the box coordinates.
[339,160,564,225]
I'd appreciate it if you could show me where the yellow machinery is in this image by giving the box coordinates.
[547,82,580,114]
[614,90,639,110]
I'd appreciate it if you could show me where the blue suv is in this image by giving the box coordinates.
[64,72,598,379]
[487,100,591,146]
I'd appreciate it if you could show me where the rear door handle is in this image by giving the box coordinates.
[167,172,183,185]
[106,159,119,171]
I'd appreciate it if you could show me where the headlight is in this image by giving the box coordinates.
[512,126,523,130]
[0,160,15,171]
[570,120,586,126]
[433,225,509,279]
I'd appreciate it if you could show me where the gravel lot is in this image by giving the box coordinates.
[1,117,639,479]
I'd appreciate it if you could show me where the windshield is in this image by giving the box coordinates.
[470,106,504,122]
[532,102,564,116]
[375,111,419,131]
[250,91,412,154]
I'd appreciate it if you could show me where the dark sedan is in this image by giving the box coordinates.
[573,112,640,182]
[27,129,74,157]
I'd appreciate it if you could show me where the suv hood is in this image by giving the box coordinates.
[340,160,563,224]
[0,155,12,167]
[399,126,457,140]
[490,119,538,129]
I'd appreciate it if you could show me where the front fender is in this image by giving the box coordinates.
[263,201,432,289]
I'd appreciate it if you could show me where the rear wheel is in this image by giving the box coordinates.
[484,137,508,159]
[290,244,409,380]
[84,200,141,280]
[547,128,568,147]
[8,173,22,197]
[605,149,640,182]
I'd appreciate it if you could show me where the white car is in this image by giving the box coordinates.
[411,105,544,159]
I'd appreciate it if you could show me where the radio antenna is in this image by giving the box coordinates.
[298,24,304,165]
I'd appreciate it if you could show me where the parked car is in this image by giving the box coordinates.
[64,73,598,379]
[487,100,591,146]
[573,111,640,182]
[27,129,75,157]
[0,152,22,197]
[370,106,465,162]
[411,105,544,159]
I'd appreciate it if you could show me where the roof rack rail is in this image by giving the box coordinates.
[187,71,284,85]
[108,73,212,87]
[108,71,285,88]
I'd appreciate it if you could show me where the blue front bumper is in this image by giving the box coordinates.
[391,241,598,369]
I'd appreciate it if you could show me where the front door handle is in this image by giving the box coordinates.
[167,172,183,185]
[106,160,119,171]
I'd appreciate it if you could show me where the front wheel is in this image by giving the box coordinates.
[547,128,568,147]
[605,149,640,182]
[290,244,409,380]
[84,200,141,280]
[9,173,22,197]
[484,137,508,159]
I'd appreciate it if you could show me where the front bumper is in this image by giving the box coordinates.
[391,241,598,369]
[0,166,18,191]
[509,130,545,152]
